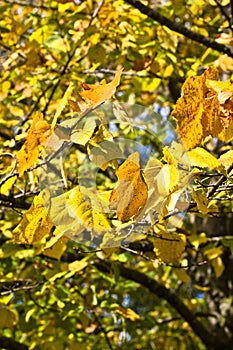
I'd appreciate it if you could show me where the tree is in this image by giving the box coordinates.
[0,0,233,349]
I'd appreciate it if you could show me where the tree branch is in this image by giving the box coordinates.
[93,258,231,349]
[124,0,233,57]
[0,280,42,296]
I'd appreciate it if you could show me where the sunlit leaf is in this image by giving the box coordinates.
[114,306,140,321]
[188,147,224,171]
[172,67,223,150]
[211,256,225,278]
[79,67,123,110]
[13,190,54,244]
[153,231,186,263]
[17,112,51,176]
[110,152,148,222]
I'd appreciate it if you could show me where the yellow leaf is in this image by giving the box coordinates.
[192,188,210,215]
[13,191,54,244]
[162,146,177,167]
[68,260,88,272]
[188,147,224,171]
[211,256,225,278]
[0,175,17,195]
[172,67,223,150]
[0,306,18,329]
[219,149,233,169]
[17,112,51,176]
[193,284,211,292]
[71,117,96,146]
[115,306,140,321]
[189,232,207,249]
[153,232,186,263]
[206,79,233,129]
[109,152,148,222]
[204,246,224,260]
[157,164,178,196]
[218,119,233,142]
[174,269,191,284]
[66,186,111,231]
[42,231,68,260]
[79,67,123,110]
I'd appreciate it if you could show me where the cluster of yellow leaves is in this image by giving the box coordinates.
[172,66,233,150]
[14,65,232,266]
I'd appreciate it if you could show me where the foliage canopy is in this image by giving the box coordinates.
[1,1,233,350]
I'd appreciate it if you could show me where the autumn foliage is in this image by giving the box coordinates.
[1,1,233,350]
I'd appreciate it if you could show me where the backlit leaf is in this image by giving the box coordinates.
[172,67,223,150]
[65,186,111,232]
[13,190,54,244]
[110,152,148,222]
[153,231,186,263]
[204,246,224,260]
[211,256,225,278]
[79,67,123,110]
[188,147,224,171]
[192,188,210,215]
[17,112,51,176]
[0,175,17,195]
[114,306,140,321]
[219,149,233,169]
[51,83,74,129]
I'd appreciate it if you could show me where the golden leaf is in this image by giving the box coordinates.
[174,269,191,284]
[188,147,224,171]
[17,111,51,176]
[110,152,148,222]
[192,188,210,215]
[219,149,233,169]
[115,306,140,321]
[206,79,233,129]
[13,191,54,244]
[70,117,96,146]
[211,256,225,278]
[153,231,186,263]
[43,236,67,260]
[79,67,123,110]
[204,246,224,260]
[68,260,88,272]
[0,175,17,195]
[66,186,111,232]
[172,67,223,150]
